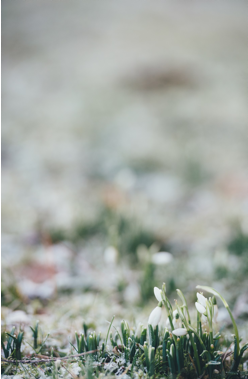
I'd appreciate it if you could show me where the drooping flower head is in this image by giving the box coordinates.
[195,292,207,314]
[154,287,162,302]
[148,306,162,328]
[172,328,187,337]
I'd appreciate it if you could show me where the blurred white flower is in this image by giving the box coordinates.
[201,314,208,324]
[195,301,206,314]
[148,306,162,328]
[6,310,31,325]
[172,328,187,336]
[172,310,181,329]
[197,293,207,308]
[195,293,218,324]
[152,252,173,265]
[195,293,207,314]
[103,246,118,265]
[154,287,162,302]
[166,309,181,329]
[173,309,179,318]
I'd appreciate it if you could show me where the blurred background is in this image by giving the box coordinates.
[2,0,248,342]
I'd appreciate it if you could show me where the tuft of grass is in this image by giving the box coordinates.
[1,286,247,378]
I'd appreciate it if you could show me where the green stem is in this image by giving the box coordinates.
[188,325,211,362]
[168,314,174,331]
[196,285,240,357]
[176,289,191,324]
[189,332,201,375]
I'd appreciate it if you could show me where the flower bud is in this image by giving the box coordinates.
[148,306,162,328]
[197,292,207,307]
[152,252,173,265]
[195,302,206,314]
[154,287,162,302]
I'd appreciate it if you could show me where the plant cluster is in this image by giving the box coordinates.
[1,285,247,379]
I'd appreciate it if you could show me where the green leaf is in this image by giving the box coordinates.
[196,285,240,356]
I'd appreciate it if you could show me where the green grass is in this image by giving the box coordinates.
[2,285,247,378]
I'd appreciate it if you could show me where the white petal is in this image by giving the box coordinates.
[103,246,118,265]
[148,307,162,328]
[201,314,208,324]
[173,318,181,329]
[197,293,207,307]
[154,287,162,302]
[152,252,173,265]
[195,302,206,314]
[173,309,179,317]
[172,328,187,336]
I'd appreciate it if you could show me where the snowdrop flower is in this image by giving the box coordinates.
[148,306,162,328]
[172,328,187,337]
[172,310,181,329]
[195,302,206,314]
[201,314,208,324]
[154,287,162,302]
[152,252,173,265]
[197,293,207,308]
[195,292,218,324]
[103,246,118,265]
[195,292,207,314]
[165,309,181,329]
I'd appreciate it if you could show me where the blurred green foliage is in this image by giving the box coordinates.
[228,228,248,256]
[139,262,156,303]
[49,206,159,264]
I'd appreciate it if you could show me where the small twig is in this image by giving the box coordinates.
[188,353,197,374]
[61,363,78,379]
[1,349,98,365]
[120,363,132,377]
[222,342,234,372]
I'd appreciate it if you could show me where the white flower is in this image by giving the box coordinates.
[165,310,181,329]
[103,246,118,265]
[172,310,181,328]
[201,314,208,324]
[173,309,179,318]
[148,306,162,328]
[173,318,181,329]
[195,293,207,314]
[152,252,173,265]
[197,293,207,308]
[195,301,206,314]
[154,287,162,302]
[172,328,187,336]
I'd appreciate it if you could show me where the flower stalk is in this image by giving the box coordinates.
[196,285,240,357]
